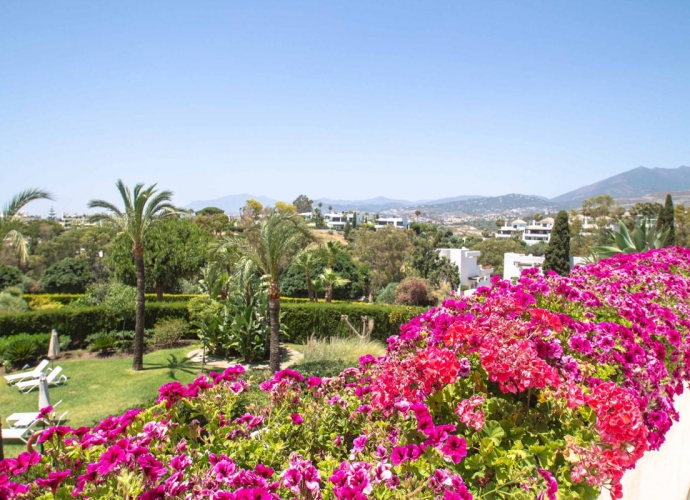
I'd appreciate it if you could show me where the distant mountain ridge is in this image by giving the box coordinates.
[184,167,690,216]
[552,166,690,206]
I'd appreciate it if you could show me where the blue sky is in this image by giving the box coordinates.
[1,1,689,214]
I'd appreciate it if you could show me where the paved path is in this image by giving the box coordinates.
[186,347,303,371]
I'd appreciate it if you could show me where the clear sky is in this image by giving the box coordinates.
[2,1,689,214]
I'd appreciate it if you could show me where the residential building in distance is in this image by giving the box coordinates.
[323,212,357,230]
[495,219,527,240]
[59,213,95,231]
[374,216,408,230]
[503,252,589,281]
[522,217,554,245]
[437,247,493,294]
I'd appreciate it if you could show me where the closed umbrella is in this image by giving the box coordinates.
[38,374,51,411]
[48,329,60,362]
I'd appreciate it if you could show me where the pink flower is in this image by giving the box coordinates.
[35,469,71,495]
[290,413,304,425]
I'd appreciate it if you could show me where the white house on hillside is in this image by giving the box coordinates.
[375,216,408,230]
[495,219,527,240]
[523,217,554,245]
[323,212,357,230]
[503,253,589,281]
[437,248,493,294]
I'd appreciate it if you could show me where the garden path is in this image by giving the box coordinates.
[185,347,303,371]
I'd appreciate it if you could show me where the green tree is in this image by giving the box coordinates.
[315,268,350,303]
[108,217,210,300]
[675,204,690,247]
[40,257,96,293]
[88,180,179,371]
[543,210,571,276]
[656,194,676,246]
[317,241,346,302]
[291,248,321,302]
[0,264,23,291]
[581,195,616,218]
[630,202,663,219]
[292,195,313,214]
[196,207,225,216]
[215,210,314,372]
[470,239,526,276]
[0,188,53,265]
[353,227,412,292]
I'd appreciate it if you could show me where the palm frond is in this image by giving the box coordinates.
[3,188,53,218]
[2,229,30,265]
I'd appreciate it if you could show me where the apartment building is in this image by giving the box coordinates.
[437,247,493,293]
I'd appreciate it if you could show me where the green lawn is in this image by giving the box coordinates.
[1,346,201,458]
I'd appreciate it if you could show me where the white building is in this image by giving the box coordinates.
[503,253,545,281]
[60,213,94,231]
[374,216,408,230]
[323,212,357,230]
[437,248,493,293]
[503,253,590,281]
[495,219,527,240]
[522,217,554,245]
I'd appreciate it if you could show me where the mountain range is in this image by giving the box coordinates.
[185,166,690,216]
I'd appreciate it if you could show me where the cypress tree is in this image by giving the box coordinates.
[655,194,676,246]
[543,210,571,276]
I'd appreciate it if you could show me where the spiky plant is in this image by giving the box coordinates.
[1,188,54,265]
[593,218,669,259]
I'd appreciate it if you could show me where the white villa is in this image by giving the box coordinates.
[496,218,554,246]
[60,213,95,231]
[374,216,408,230]
[437,247,493,294]
[323,212,357,230]
[503,252,589,281]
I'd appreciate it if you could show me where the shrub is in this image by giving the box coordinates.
[0,292,29,314]
[152,318,188,349]
[0,263,23,291]
[375,282,398,304]
[0,333,50,368]
[26,295,64,311]
[0,302,190,346]
[86,332,118,354]
[394,277,435,306]
[40,257,96,293]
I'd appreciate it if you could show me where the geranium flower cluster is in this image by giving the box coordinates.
[3,247,690,500]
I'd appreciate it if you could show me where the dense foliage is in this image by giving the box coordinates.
[0,264,24,291]
[3,248,689,499]
[39,257,96,293]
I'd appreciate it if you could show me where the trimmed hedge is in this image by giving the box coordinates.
[0,301,425,348]
[280,302,427,343]
[0,302,189,347]
[24,294,200,305]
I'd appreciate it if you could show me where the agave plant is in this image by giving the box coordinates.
[593,218,669,259]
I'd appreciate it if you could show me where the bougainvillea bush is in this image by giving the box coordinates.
[3,248,690,499]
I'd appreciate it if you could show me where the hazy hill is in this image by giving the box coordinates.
[314,195,482,212]
[552,166,690,206]
[417,193,562,216]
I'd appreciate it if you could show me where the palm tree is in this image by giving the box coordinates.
[293,247,321,302]
[216,210,314,372]
[1,188,54,265]
[317,241,345,302]
[88,180,178,371]
[316,268,349,302]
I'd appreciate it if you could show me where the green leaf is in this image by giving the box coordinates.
[482,421,506,446]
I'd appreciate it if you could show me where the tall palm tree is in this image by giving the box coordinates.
[88,180,178,371]
[1,188,54,265]
[293,247,321,302]
[317,241,345,302]
[216,210,314,372]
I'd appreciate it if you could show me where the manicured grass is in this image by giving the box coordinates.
[1,346,201,458]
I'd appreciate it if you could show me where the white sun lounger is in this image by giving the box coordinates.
[1,419,41,444]
[16,366,67,394]
[3,359,50,386]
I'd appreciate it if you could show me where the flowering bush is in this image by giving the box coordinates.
[3,248,690,499]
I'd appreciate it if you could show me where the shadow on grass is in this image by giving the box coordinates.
[143,354,202,379]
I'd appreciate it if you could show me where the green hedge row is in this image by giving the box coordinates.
[280,302,426,343]
[0,301,426,348]
[23,294,200,305]
[0,302,189,346]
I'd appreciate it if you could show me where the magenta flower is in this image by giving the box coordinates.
[35,469,71,495]
[290,413,304,425]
